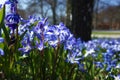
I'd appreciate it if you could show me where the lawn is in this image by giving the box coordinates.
[92,30,120,38]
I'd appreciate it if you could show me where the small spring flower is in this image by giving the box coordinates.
[19,44,32,53]
[58,23,71,43]
[0,37,4,43]
[5,0,19,33]
[67,53,81,64]
[0,49,4,55]
[114,74,120,80]
[5,0,18,4]
[19,37,32,53]
[5,13,20,30]
[36,40,44,51]
[79,64,85,72]
[64,34,76,50]
[84,48,95,57]
[45,33,58,48]
[0,4,2,8]
[33,18,48,39]
[94,62,104,68]
[5,0,18,13]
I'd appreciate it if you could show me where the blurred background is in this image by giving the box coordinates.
[16,0,120,30]
[1,0,120,40]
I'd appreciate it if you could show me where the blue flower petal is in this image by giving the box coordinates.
[0,48,4,55]
[0,37,4,43]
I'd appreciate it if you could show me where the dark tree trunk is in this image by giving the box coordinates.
[46,0,57,24]
[72,0,94,42]
[52,6,56,24]
[51,0,57,24]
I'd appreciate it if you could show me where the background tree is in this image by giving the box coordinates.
[93,0,120,30]
[71,0,95,42]
[16,0,120,35]
[66,0,72,31]
[46,0,57,24]
[18,0,66,24]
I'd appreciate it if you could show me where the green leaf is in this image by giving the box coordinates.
[2,24,10,43]
[0,5,10,43]
[91,61,95,79]
[0,5,5,26]
[0,6,4,24]
[0,5,4,36]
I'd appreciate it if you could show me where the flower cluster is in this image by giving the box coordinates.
[0,0,120,79]
[18,17,72,53]
[17,15,120,79]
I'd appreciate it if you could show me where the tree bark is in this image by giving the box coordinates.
[51,0,57,24]
[46,0,57,24]
[72,0,94,42]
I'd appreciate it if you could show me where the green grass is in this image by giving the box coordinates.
[92,31,120,35]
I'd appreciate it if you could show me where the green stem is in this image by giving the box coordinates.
[31,52,36,80]
[68,64,76,79]
[52,43,60,79]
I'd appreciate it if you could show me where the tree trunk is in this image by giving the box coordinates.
[72,0,94,42]
[95,0,100,30]
[46,0,57,24]
[52,6,56,24]
[51,0,57,24]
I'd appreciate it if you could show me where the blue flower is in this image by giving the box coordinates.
[66,53,81,64]
[84,48,95,57]
[5,0,18,13]
[28,15,40,24]
[5,0,18,4]
[43,25,59,48]
[79,63,85,72]
[0,48,4,55]
[45,33,58,48]
[64,34,76,50]
[111,59,117,67]
[84,40,99,51]
[18,44,32,53]
[94,62,104,68]
[106,66,112,72]
[33,18,48,39]
[103,51,113,65]
[45,23,72,47]
[34,24,43,36]
[58,23,71,43]
[0,4,2,9]
[114,74,120,80]
[25,30,34,42]
[5,13,20,30]
[36,40,44,51]
[0,37,4,43]
[18,16,40,35]
[19,37,32,53]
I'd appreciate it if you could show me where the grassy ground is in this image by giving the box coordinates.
[92,30,120,38]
